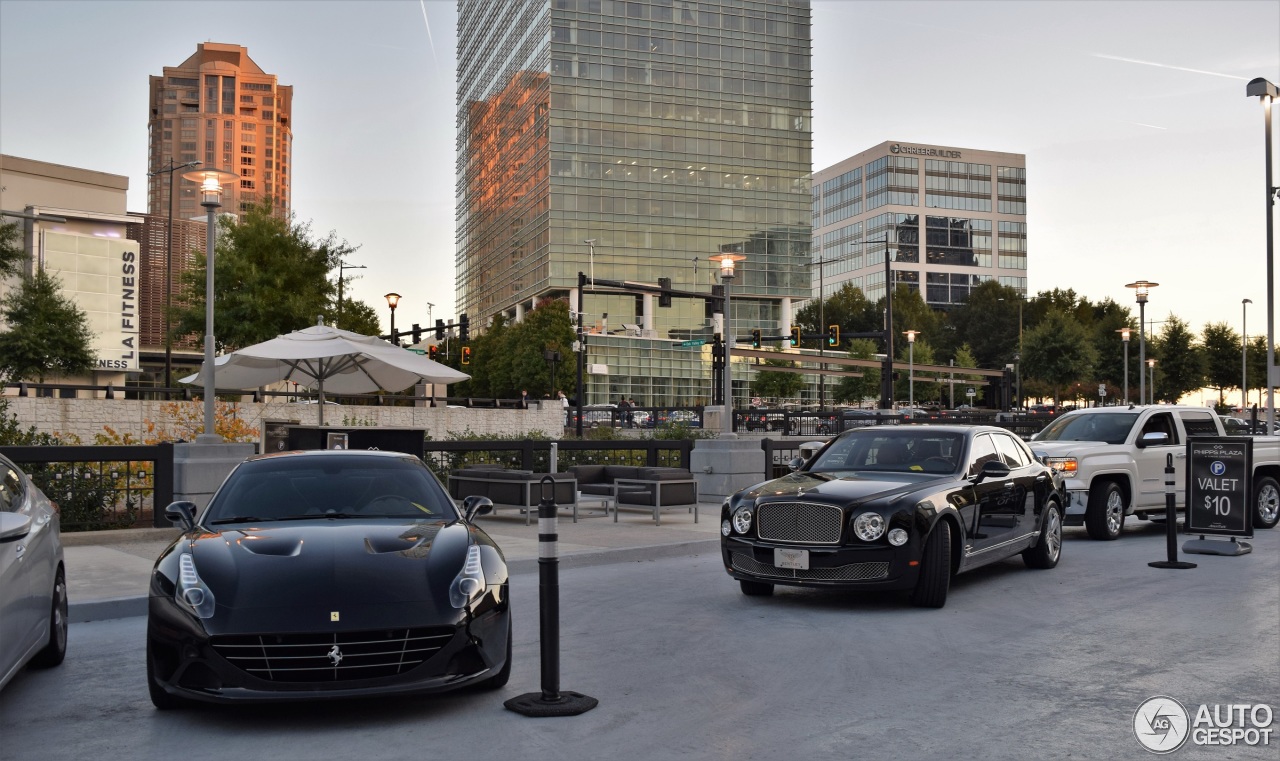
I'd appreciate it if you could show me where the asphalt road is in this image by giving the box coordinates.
[1,523,1277,761]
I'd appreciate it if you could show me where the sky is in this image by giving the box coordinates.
[1,0,1277,342]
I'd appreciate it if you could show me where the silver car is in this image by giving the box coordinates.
[0,453,67,691]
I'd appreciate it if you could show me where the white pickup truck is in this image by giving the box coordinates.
[1028,405,1280,540]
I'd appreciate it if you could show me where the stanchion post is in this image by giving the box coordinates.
[1149,453,1197,569]
[504,476,598,717]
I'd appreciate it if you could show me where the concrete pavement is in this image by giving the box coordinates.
[60,498,723,622]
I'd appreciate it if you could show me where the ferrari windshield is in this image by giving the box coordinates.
[1036,412,1138,445]
[204,454,456,524]
[809,430,966,474]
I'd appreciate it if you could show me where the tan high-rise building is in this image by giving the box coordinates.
[147,42,293,219]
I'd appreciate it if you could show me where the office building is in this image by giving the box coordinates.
[456,0,813,405]
[812,141,1027,307]
[147,42,293,219]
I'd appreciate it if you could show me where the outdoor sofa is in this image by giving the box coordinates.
[447,466,578,524]
[567,465,699,525]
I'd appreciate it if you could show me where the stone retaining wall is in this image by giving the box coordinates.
[5,397,564,443]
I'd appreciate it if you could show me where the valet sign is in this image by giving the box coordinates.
[1186,438,1252,537]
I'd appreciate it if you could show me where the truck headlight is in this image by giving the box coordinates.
[1043,457,1077,475]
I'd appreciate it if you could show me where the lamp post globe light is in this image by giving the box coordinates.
[180,166,239,443]
[1117,327,1131,404]
[385,292,402,346]
[1125,280,1158,406]
[903,330,920,409]
[709,252,745,437]
[1246,77,1277,432]
[147,158,201,391]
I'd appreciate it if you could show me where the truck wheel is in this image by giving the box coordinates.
[1254,476,1279,530]
[1085,481,1126,540]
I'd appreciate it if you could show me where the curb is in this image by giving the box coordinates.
[66,538,723,623]
[61,527,181,547]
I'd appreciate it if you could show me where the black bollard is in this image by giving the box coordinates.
[504,476,598,717]
[1149,453,1197,569]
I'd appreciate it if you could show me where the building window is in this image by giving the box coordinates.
[262,111,274,120]
[261,96,273,106]
[241,157,254,166]
[241,145,255,154]
[242,122,256,131]
[240,180,255,189]
[241,168,255,177]
[242,133,255,143]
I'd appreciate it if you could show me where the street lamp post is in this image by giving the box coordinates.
[1125,281,1158,406]
[148,158,201,391]
[1243,298,1253,410]
[903,330,920,408]
[181,166,238,442]
[335,261,366,328]
[710,252,745,437]
[1148,359,1157,404]
[1247,78,1277,431]
[1117,327,1131,404]
[385,293,401,346]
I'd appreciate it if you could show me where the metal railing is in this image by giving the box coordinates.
[2,381,525,408]
[0,443,175,531]
[421,439,693,483]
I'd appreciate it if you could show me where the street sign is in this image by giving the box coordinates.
[1099,384,1107,397]
[1186,437,1252,538]
[408,348,426,355]
[678,339,707,348]
[965,388,976,398]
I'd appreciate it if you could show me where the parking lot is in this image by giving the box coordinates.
[0,521,1275,761]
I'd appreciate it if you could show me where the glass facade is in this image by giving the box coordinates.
[812,143,1026,309]
[458,0,813,405]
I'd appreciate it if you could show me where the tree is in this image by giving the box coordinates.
[946,280,1022,369]
[793,282,880,350]
[1150,315,1204,404]
[0,268,96,382]
[895,338,939,404]
[951,343,984,406]
[751,359,805,401]
[172,198,358,351]
[1201,322,1241,408]
[889,285,942,351]
[327,297,381,338]
[1019,308,1098,406]
[1245,336,1271,410]
[0,220,25,279]
[498,300,576,399]
[459,314,510,398]
[833,338,879,405]
[1087,299,1135,397]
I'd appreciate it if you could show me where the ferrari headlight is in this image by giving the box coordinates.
[450,544,487,608]
[1043,457,1077,475]
[176,552,216,619]
[731,506,753,534]
[853,512,886,542]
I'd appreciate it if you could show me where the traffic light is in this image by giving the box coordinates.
[462,346,472,365]
[459,313,470,342]
[411,324,423,344]
[428,345,439,361]
[751,329,762,348]
[790,326,801,347]
[658,277,672,307]
[827,324,840,347]
[435,319,445,341]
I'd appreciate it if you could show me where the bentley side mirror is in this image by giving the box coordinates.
[972,460,1011,484]
[165,501,197,531]
[462,495,494,522]
[1137,432,1170,448]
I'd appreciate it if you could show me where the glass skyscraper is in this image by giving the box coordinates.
[457,0,813,406]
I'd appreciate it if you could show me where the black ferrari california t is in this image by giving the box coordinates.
[721,425,1063,608]
[147,450,508,708]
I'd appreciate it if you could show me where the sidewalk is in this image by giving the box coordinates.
[60,499,723,623]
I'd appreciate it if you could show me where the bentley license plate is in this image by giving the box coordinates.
[774,547,809,570]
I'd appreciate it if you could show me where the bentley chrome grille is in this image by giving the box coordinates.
[755,502,844,544]
[732,552,889,581]
[211,627,455,682]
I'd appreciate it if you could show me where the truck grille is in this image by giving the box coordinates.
[731,552,889,581]
[756,502,843,544]
[211,627,454,683]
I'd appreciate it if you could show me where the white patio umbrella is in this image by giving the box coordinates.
[180,318,469,425]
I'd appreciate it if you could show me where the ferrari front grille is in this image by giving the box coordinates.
[755,502,844,544]
[731,552,889,581]
[211,627,455,682]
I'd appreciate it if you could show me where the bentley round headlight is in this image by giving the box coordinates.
[721,519,732,536]
[887,528,909,546]
[853,512,886,542]
[732,506,753,534]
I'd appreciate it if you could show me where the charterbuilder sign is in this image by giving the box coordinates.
[890,143,961,158]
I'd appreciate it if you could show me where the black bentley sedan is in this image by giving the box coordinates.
[721,425,1063,608]
[147,450,509,708]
